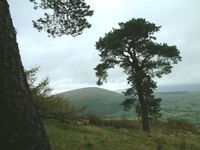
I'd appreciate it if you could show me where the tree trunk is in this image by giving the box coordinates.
[0,0,51,149]
[136,84,150,132]
[132,62,150,132]
[134,69,150,132]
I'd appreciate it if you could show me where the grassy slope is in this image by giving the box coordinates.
[44,119,200,150]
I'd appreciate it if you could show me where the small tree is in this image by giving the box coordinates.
[26,67,86,121]
[26,67,63,114]
[94,18,181,132]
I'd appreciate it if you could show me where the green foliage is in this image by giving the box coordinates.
[30,0,93,37]
[95,18,181,129]
[26,66,63,113]
[34,95,70,114]
[44,119,200,150]
[26,66,52,98]
[26,67,86,121]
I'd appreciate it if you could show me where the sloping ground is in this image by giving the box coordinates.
[44,119,200,150]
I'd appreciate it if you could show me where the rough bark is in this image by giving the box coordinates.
[0,0,51,149]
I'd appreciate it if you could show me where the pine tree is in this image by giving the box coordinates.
[95,18,181,132]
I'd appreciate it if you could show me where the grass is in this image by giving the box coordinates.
[44,119,200,150]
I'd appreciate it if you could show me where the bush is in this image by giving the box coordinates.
[152,118,198,135]
[165,118,197,133]
[87,115,104,126]
[87,115,141,130]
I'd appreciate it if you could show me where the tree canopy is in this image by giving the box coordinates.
[95,18,181,132]
[30,0,94,37]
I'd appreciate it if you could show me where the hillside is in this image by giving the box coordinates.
[44,119,200,150]
[58,87,125,115]
[57,87,200,122]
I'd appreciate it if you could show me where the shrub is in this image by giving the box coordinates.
[165,118,197,133]
[87,115,141,130]
[87,115,104,126]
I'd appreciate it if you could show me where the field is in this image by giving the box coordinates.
[157,92,200,122]
[44,119,200,150]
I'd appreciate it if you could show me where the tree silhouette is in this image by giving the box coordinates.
[95,18,181,132]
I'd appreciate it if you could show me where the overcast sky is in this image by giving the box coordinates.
[8,0,200,93]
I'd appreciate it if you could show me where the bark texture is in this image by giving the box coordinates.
[0,0,51,149]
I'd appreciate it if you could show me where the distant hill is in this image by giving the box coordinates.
[57,87,200,122]
[115,84,200,94]
[58,87,125,115]
[156,84,200,93]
